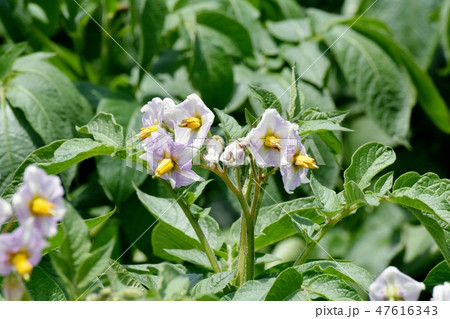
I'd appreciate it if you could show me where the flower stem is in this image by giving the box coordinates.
[162,181,222,273]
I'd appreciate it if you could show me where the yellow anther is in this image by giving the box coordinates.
[10,251,32,281]
[385,284,403,301]
[179,117,201,130]
[154,158,175,178]
[140,125,158,140]
[30,197,54,217]
[294,154,319,169]
[264,135,282,151]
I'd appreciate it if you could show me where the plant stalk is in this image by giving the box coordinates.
[162,181,222,273]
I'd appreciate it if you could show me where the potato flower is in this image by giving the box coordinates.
[141,131,203,188]
[204,136,224,166]
[12,166,66,237]
[369,266,425,301]
[432,282,450,301]
[220,138,249,167]
[0,197,12,225]
[246,109,298,168]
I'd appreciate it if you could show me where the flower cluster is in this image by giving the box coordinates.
[139,94,318,193]
[0,166,65,289]
[369,266,450,301]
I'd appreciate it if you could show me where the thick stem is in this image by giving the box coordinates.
[235,212,254,286]
[163,181,222,273]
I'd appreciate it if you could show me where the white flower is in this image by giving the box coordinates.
[0,197,12,225]
[369,266,425,301]
[12,166,66,237]
[220,138,248,167]
[166,94,214,149]
[432,282,450,301]
[204,136,224,166]
[246,109,298,168]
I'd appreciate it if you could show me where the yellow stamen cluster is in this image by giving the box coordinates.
[10,251,33,281]
[264,135,282,151]
[179,117,201,130]
[154,158,175,178]
[294,154,319,169]
[385,284,403,301]
[140,125,158,140]
[30,197,54,217]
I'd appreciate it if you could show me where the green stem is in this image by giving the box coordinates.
[162,181,222,273]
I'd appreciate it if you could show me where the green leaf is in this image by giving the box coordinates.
[248,85,283,116]
[301,109,348,123]
[310,174,341,214]
[6,53,93,144]
[183,180,212,206]
[344,142,396,190]
[1,139,115,198]
[324,27,415,143]
[0,92,41,195]
[343,181,367,208]
[136,188,223,250]
[164,249,214,270]
[393,172,421,190]
[214,108,244,141]
[374,171,394,195]
[288,65,304,120]
[424,261,450,287]
[190,31,233,108]
[350,20,450,134]
[197,11,253,57]
[232,278,276,301]
[280,41,330,87]
[25,266,67,301]
[0,42,27,80]
[245,108,258,127]
[297,120,352,135]
[191,270,235,298]
[295,260,374,291]
[292,215,320,239]
[267,18,311,42]
[130,0,167,68]
[304,274,362,301]
[442,0,450,72]
[77,112,124,148]
[76,240,115,290]
[265,268,303,301]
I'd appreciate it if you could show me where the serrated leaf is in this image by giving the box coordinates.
[374,171,394,195]
[265,268,303,301]
[191,270,235,298]
[324,27,415,143]
[248,85,283,116]
[214,109,244,141]
[25,266,67,301]
[344,142,396,190]
[197,11,253,57]
[78,112,124,148]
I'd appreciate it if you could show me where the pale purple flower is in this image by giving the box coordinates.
[140,97,171,143]
[246,109,298,168]
[204,136,224,166]
[12,166,66,237]
[432,282,450,301]
[166,94,214,149]
[369,266,425,301]
[280,134,317,194]
[220,138,249,167]
[0,219,48,280]
[0,197,12,225]
[140,131,203,188]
